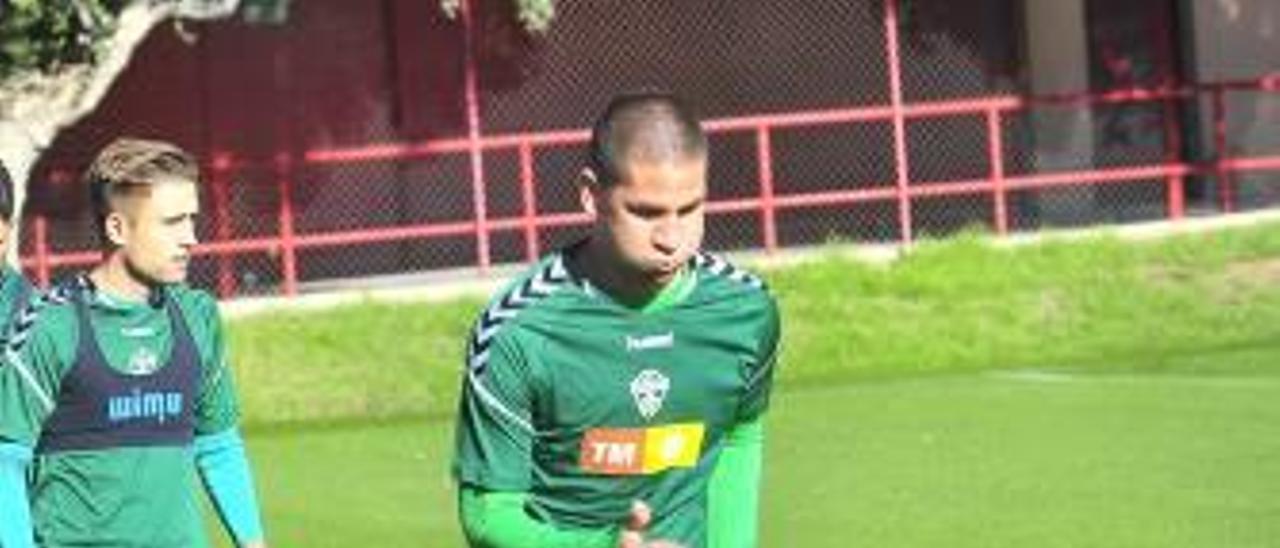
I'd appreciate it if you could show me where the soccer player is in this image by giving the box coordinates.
[0,139,267,547]
[453,91,781,548]
[0,160,35,335]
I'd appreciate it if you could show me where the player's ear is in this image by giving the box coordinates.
[104,211,129,247]
[578,167,600,217]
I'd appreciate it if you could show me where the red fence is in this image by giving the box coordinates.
[18,0,1280,297]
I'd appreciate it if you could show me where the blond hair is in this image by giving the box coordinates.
[85,138,199,237]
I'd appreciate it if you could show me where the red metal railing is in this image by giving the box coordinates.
[21,77,1280,293]
[18,0,1280,296]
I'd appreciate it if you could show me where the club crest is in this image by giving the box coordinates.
[127,347,160,375]
[630,368,670,420]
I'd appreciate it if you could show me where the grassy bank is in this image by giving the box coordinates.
[226,222,1280,425]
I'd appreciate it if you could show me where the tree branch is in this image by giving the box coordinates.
[0,0,242,266]
[6,2,176,151]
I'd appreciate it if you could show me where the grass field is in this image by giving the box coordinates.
[211,221,1280,546]
[221,350,1280,547]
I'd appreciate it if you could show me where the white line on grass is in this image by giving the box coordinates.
[990,369,1280,388]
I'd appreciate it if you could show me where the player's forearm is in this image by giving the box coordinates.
[707,418,765,548]
[195,428,266,547]
[460,487,618,548]
[0,441,35,548]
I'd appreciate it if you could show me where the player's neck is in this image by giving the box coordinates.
[574,239,668,309]
[90,255,157,304]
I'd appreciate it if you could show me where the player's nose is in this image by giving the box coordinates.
[652,221,682,255]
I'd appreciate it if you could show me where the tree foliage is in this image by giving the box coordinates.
[440,0,556,33]
[0,0,556,81]
[0,0,118,79]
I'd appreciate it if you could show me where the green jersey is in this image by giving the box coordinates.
[0,275,240,547]
[0,265,33,338]
[454,248,781,547]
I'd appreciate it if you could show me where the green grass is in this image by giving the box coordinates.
[227,222,1280,425]
[217,350,1280,547]
[203,221,1280,546]
[227,295,481,423]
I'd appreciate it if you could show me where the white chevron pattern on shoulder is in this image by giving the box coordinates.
[5,281,74,356]
[1,280,79,412]
[466,256,572,375]
[693,251,765,289]
[463,256,572,435]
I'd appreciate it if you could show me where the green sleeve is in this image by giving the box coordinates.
[0,266,33,338]
[740,297,780,421]
[453,327,540,490]
[459,488,618,548]
[0,442,35,548]
[708,418,765,548]
[181,289,240,435]
[0,300,76,446]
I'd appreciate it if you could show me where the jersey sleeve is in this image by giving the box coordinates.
[0,269,34,343]
[707,418,765,548]
[459,488,618,548]
[184,290,240,435]
[195,428,265,545]
[453,326,541,492]
[739,296,780,422]
[0,441,36,548]
[0,301,75,446]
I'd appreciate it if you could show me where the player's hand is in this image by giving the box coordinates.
[618,500,685,548]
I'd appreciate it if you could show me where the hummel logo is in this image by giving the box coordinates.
[122,326,156,338]
[626,332,674,352]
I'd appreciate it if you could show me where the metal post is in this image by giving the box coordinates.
[756,126,779,252]
[519,141,539,262]
[210,154,236,297]
[1163,101,1186,220]
[1212,86,1234,213]
[1155,4,1184,220]
[884,0,914,244]
[460,0,491,272]
[34,216,49,288]
[276,152,299,296]
[986,109,1010,235]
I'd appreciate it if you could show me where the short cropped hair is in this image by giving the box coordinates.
[85,138,199,236]
[0,159,14,222]
[587,91,708,188]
